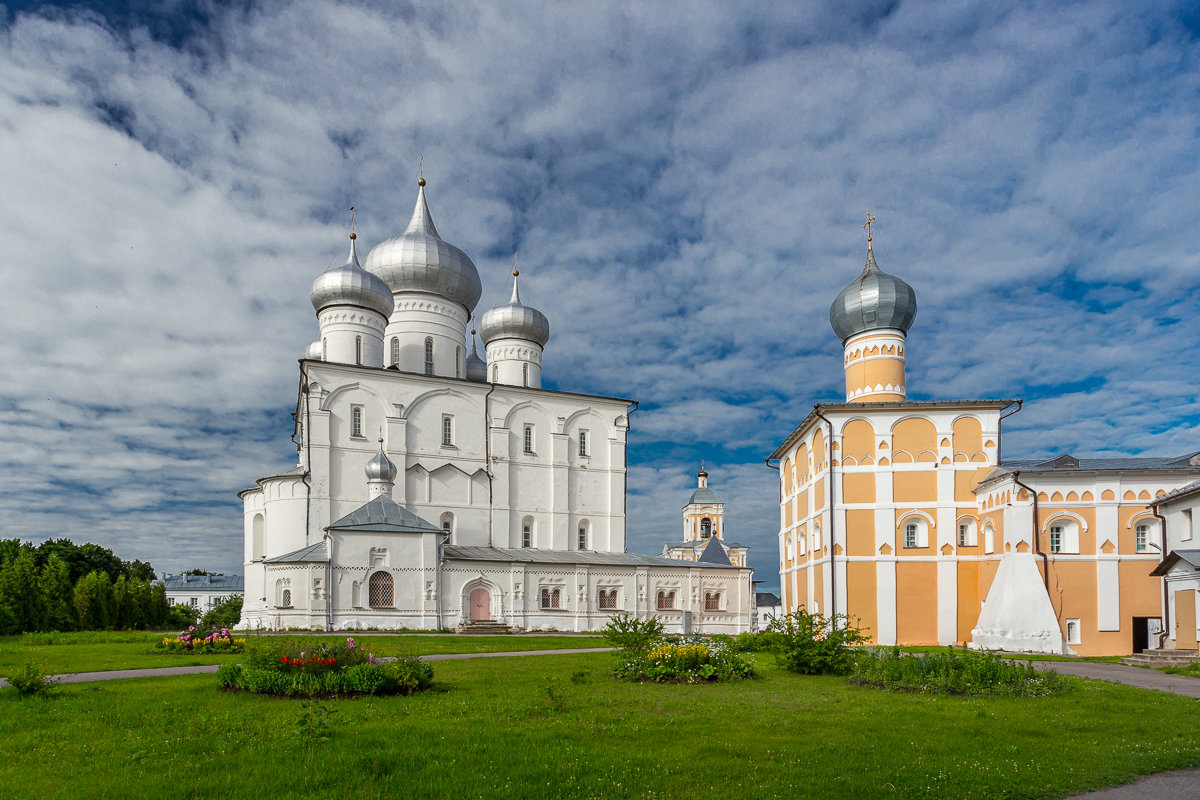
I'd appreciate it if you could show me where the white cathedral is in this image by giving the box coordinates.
[236,178,755,633]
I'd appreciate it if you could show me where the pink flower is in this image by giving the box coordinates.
[189,626,195,631]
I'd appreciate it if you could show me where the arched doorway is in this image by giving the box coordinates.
[469,588,491,621]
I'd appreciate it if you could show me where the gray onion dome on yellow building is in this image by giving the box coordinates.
[310,234,395,318]
[829,237,917,345]
[363,179,483,313]
[365,441,398,483]
[480,270,550,347]
[686,468,719,505]
[465,327,487,382]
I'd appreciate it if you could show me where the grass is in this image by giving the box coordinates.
[897,645,1124,663]
[0,631,605,675]
[2,653,1199,799]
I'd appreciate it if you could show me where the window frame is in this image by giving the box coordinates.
[522,362,529,387]
[355,335,363,366]
[704,592,721,611]
[523,425,534,454]
[656,590,676,611]
[390,337,399,367]
[579,429,589,457]
[539,587,561,610]
[442,415,454,447]
[578,524,588,551]
[350,405,364,438]
[598,589,618,610]
[368,571,394,608]
[522,521,532,548]
[424,337,434,376]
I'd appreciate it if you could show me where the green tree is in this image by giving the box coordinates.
[0,549,46,634]
[36,539,124,584]
[146,582,171,629]
[201,595,243,629]
[123,559,156,581]
[39,554,76,631]
[167,602,199,628]
[112,575,136,629]
[74,571,115,630]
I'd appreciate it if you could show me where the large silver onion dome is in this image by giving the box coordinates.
[365,442,397,483]
[363,179,483,313]
[829,241,917,344]
[480,271,550,347]
[465,329,487,381]
[310,234,395,318]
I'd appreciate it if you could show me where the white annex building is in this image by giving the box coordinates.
[236,179,755,633]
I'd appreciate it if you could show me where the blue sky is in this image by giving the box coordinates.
[1,1,1198,589]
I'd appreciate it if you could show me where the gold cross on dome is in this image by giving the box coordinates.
[862,212,876,243]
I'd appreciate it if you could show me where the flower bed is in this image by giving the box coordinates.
[850,647,1070,696]
[603,615,755,683]
[217,637,433,697]
[154,625,246,654]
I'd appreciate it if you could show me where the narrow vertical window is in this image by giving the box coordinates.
[355,335,363,365]
[441,514,453,540]
[351,406,363,438]
[578,525,587,550]
[492,364,498,382]
[281,589,291,608]
[1185,509,1194,542]
[904,523,918,549]
[322,337,327,360]
[1049,525,1063,554]
[522,522,532,548]
[522,362,529,386]
[424,337,434,375]
[390,337,399,367]
[442,415,453,446]
[456,346,462,379]
[523,425,533,453]
[579,430,589,457]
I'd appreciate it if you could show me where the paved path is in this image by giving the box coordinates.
[0,647,615,688]
[1028,659,1200,699]
[1067,767,1200,799]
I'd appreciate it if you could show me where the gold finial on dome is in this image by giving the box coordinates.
[863,211,876,246]
[349,232,357,240]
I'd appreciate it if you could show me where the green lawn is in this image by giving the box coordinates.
[2,652,1198,799]
[0,631,606,674]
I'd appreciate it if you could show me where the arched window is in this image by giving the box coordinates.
[813,523,822,551]
[523,425,534,453]
[351,406,363,438]
[598,589,617,610]
[700,518,712,539]
[456,346,462,379]
[281,588,292,607]
[799,535,807,556]
[984,522,996,554]
[656,590,676,610]
[901,517,929,549]
[1046,518,1080,554]
[442,415,453,446]
[1065,618,1081,645]
[578,522,588,550]
[539,587,561,609]
[424,337,434,375]
[321,337,327,360]
[958,518,978,547]
[368,571,394,608]
[705,592,720,611]
[492,364,498,382]
[276,579,292,608]
[251,513,264,561]
[355,335,363,365]
[523,362,529,386]
[441,513,454,540]
[522,519,533,548]
[390,337,399,367]
[1135,520,1161,553]
[579,430,589,457]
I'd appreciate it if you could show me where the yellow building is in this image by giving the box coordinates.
[768,221,1200,656]
[662,467,749,568]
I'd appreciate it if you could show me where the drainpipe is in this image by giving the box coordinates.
[484,379,497,548]
[1011,471,1048,592]
[813,407,837,622]
[1152,502,1170,648]
[997,400,1022,465]
[624,401,639,544]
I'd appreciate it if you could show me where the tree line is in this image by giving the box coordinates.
[0,538,193,635]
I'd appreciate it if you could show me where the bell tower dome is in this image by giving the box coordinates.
[828,214,917,403]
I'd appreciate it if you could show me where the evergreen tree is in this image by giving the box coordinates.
[123,559,156,582]
[74,571,115,630]
[39,554,76,631]
[147,582,171,629]
[0,549,46,633]
[112,575,134,629]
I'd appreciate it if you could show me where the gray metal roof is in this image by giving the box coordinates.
[264,542,328,563]
[1150,549,1200,576]
[829,243,917,344]
[685,486,720,506]
[480,273,550,347]
[363,181,483,313]
[1154,480,1200,507]
[663,539,745,550]
[696,537,733,567]
[1000,453,1200,474]
[326,496,442,533]
[756,591,781,606]
[443,545,743,569]
[162,574,244,591]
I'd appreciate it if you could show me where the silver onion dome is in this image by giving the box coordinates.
[305,339,322,360]
[829,241,917,344]
[480,271,550,347]
[465,329,487,382]
[310,234,395,319]
[365,442,397,483]
[363,179,483,313]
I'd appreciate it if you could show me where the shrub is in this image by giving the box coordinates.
[602,613,664,651]
[851,647,1070,696]
[732,631,777,652]
[223,637,431,697]
[613,636,755,683]
[154,625,246,654]
[201,596,243,629]
[5,663,59,696]
[216,662,243,688]
[167,603,199,628]
[767,609,868,675]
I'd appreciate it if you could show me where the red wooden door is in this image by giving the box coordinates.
[470,588,490,621]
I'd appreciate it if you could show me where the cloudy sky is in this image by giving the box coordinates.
[2,1,1198,588]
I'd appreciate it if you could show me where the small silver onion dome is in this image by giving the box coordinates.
[465,328,487,382]
[829,238,917,344]
[363,179,483,313]
[310,234,395,318]
[305,339,322,360]
[480,270,550,347]
[365,441,397,483]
